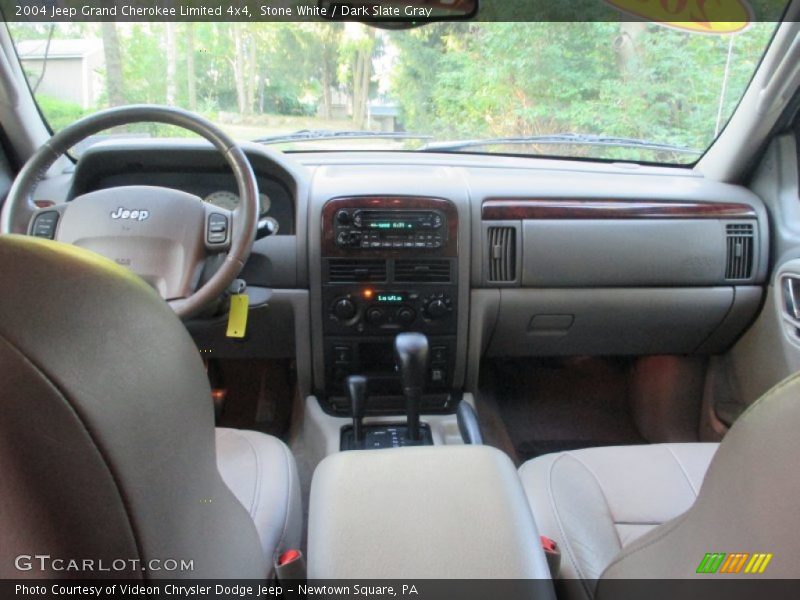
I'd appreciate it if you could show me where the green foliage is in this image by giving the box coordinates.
[389,22,776,162]
[8,21,779,163]
[261,82,316,116]
[34,95,89,131]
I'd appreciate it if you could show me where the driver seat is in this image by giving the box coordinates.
[0,235,301,578]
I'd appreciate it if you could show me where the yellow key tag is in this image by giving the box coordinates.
[226,294,249,339]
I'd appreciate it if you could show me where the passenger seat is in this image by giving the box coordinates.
[518,372,800,598]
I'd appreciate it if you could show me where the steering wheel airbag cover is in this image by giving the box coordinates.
[0,105,259,319]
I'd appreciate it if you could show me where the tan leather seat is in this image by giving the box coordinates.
[0,236,301,578]
[519,372,800,598]
[216,428,302,563]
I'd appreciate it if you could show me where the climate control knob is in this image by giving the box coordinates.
[366,307,386,326]
[425,299,448,319]
[396,307,417,326]
[423,294,453,320]
[333,297,357,321]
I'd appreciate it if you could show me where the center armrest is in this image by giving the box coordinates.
[308,445,553,580]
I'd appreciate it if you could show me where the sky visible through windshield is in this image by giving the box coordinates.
[9,21,777,163]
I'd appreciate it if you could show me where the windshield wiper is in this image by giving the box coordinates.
[422,133,701,155]
[253,129,433,145]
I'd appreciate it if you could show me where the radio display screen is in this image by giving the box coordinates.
[368,221,415,230]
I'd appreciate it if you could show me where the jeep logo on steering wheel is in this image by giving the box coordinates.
[111,207,150,221]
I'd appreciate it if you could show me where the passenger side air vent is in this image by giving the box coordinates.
[725,223,755,281]
[394,259,451,283]
[328,259,387,283]
[487,226,517,282]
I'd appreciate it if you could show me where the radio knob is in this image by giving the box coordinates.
[397,307,416,326]
[425,298,449,320]
[333,298,357,321]
[336,210,351,225]
[366,307,386,326]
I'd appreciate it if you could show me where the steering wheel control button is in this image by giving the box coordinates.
[31,211,59,239]
[207,213,229,244]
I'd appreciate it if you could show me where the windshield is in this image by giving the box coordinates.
[8,21,778,164]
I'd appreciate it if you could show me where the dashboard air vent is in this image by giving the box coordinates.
[725,223,755,281]
[487,226,516,282]
[328,259,387,283]
[394,259,451,283]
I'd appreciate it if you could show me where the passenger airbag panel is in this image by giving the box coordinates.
[522,219,735,287]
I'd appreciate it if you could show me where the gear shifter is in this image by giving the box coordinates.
[394,333,429,441]
[347,375,368,446]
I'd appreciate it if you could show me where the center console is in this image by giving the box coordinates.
[319,196,460,416]
[308,445,555,583]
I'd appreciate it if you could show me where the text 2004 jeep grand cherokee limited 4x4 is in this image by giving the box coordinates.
[1,1,800,599]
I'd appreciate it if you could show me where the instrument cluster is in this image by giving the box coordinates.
[204,190,281,234]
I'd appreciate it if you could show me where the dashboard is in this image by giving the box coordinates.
[30,141,771,406]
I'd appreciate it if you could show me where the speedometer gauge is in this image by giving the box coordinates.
[204,191,238,211]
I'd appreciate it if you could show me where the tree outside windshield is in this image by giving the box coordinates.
[8,21,776,163]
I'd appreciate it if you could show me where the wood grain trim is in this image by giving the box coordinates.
[322,196,459,257]
[482,198,757,220]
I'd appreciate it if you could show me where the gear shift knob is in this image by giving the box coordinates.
[394,332,429,391]
[394,333,429,441]
[347,375,368,446]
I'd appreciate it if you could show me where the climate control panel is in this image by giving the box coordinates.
[325,288,456,336]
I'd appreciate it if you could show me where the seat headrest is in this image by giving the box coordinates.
[601,370,800,582]
[0,235,264,578]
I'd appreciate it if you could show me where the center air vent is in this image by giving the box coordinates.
[725,223,755,281]
[328,259,387,283]
[394,259,451,283]
[487,226,517,282]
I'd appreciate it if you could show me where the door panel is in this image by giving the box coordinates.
[728,132,800,406]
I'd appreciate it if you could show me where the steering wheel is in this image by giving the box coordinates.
[0,105,259,320]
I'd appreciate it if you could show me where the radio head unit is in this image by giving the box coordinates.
[334,209,446,250]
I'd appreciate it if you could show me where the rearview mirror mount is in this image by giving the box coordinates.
[317,0,478,26]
